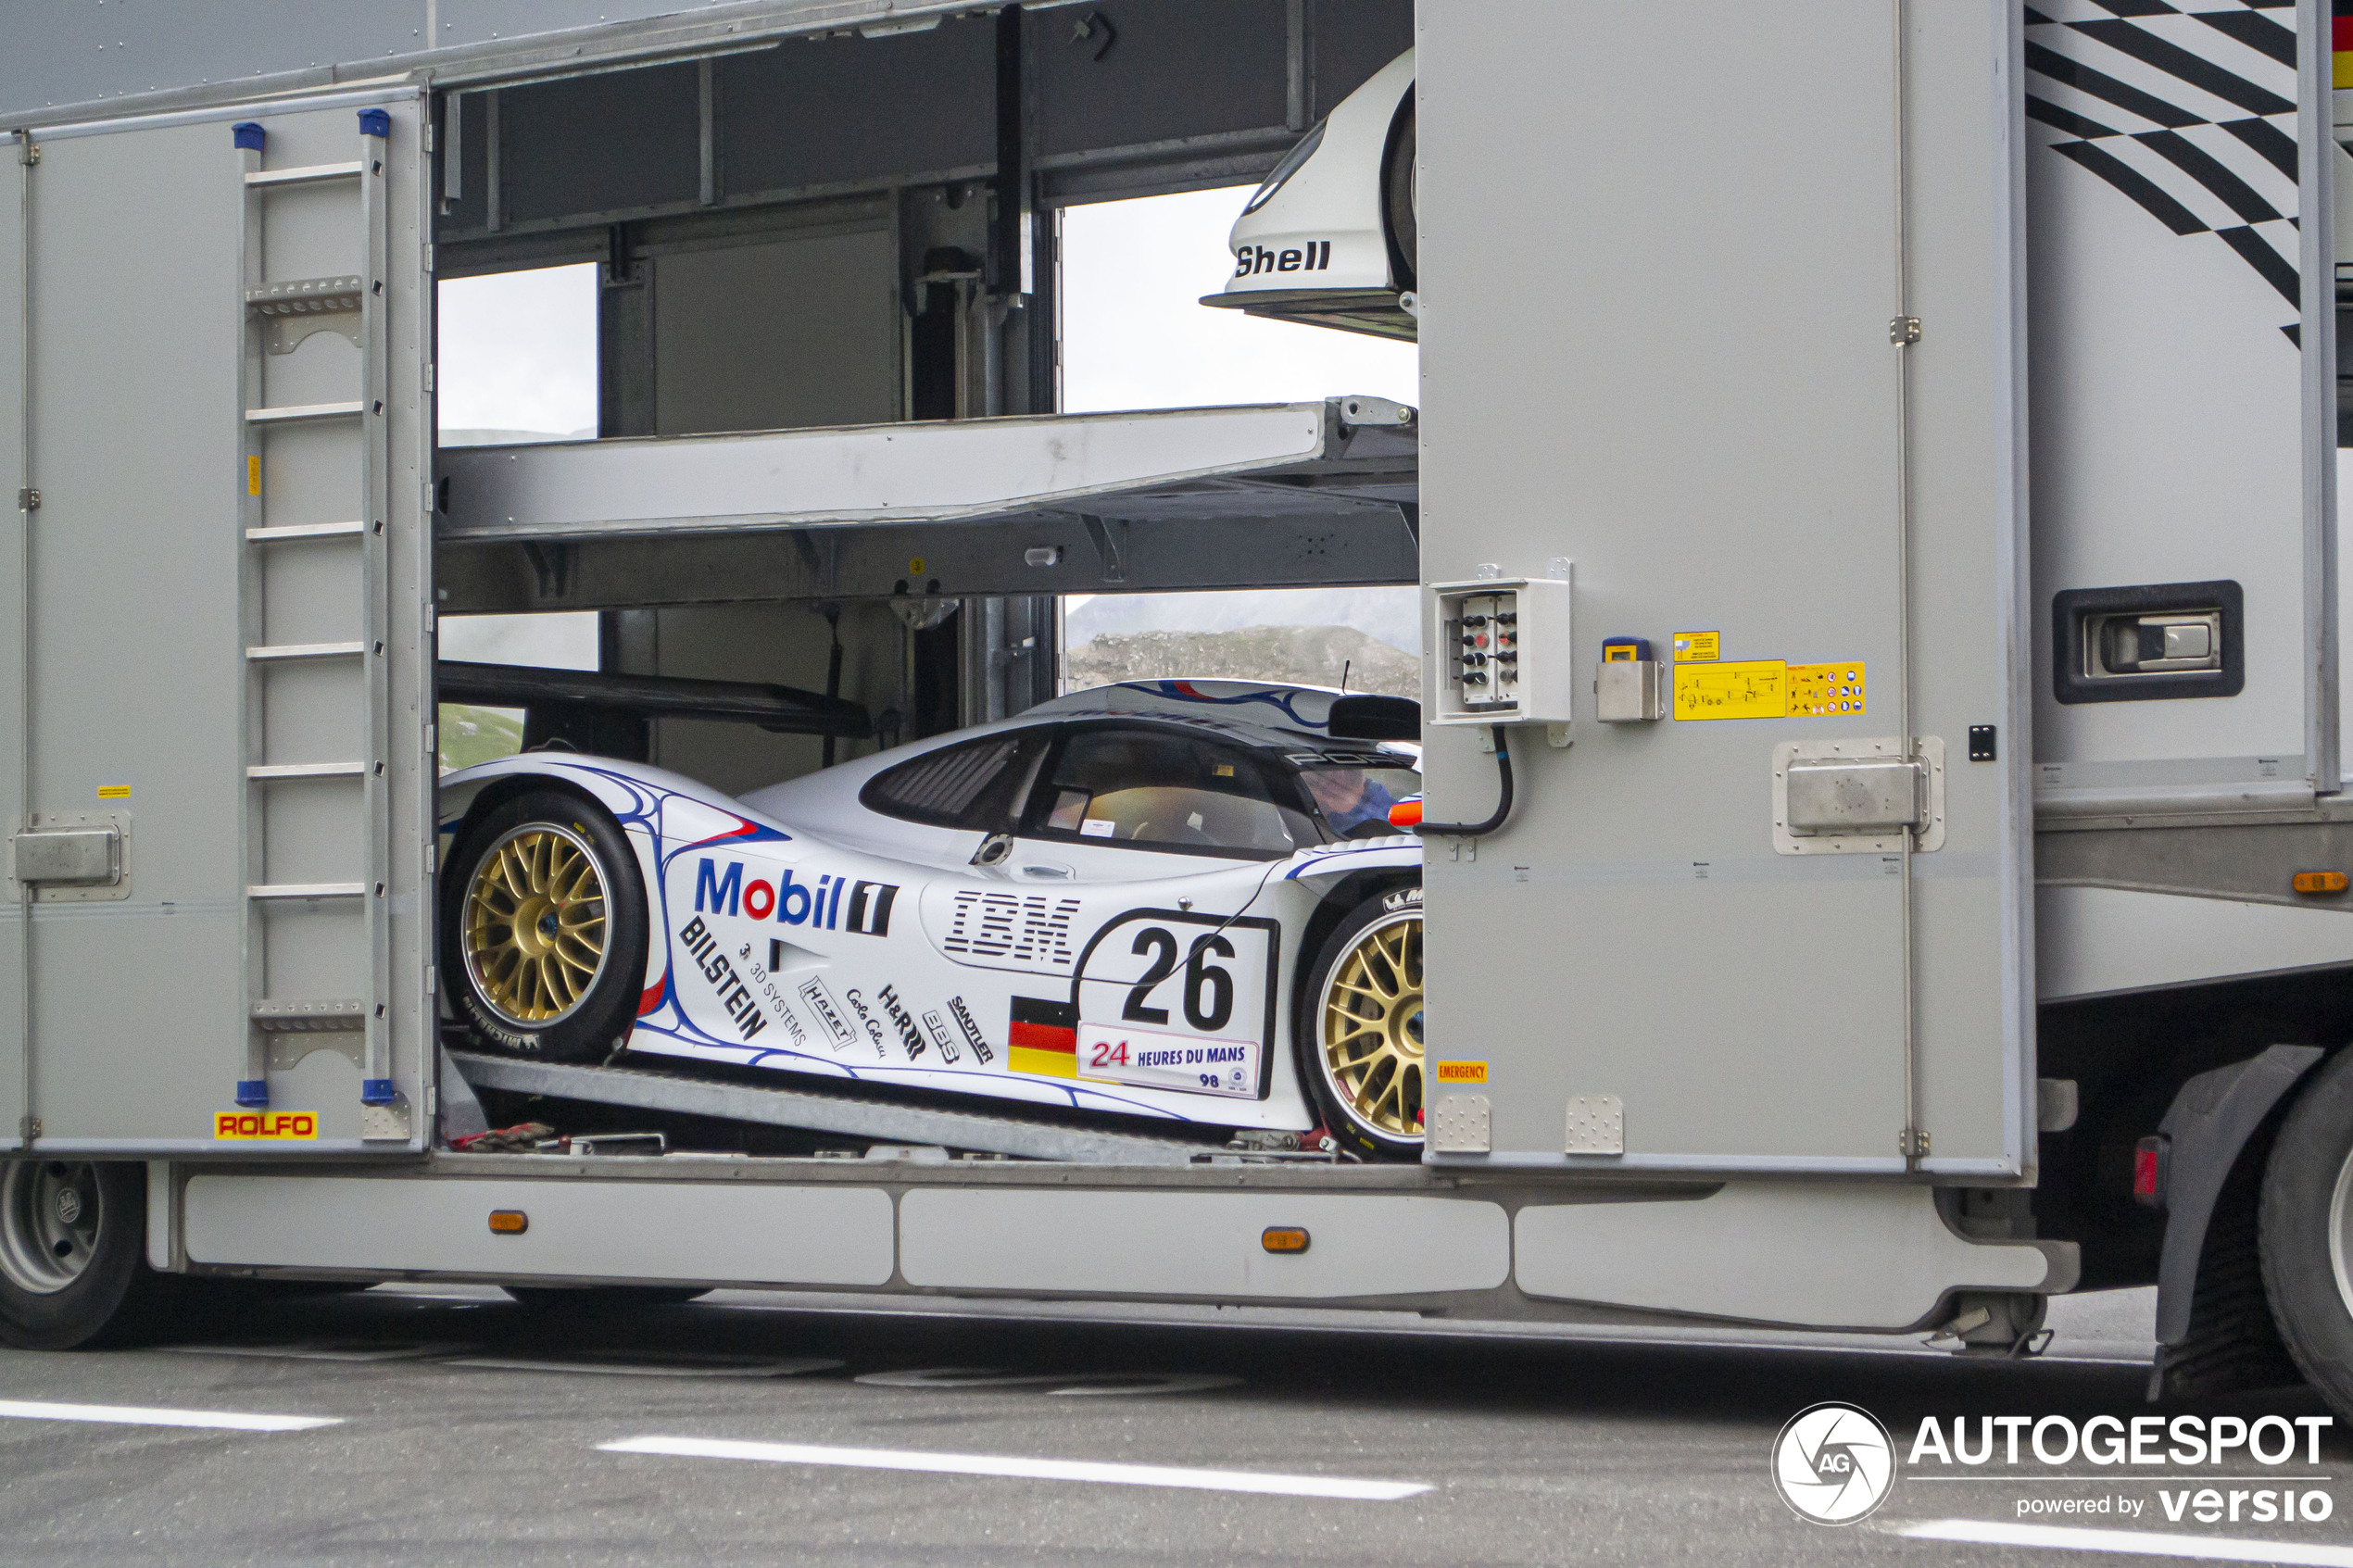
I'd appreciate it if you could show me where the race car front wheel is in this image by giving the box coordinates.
[443,789,648,1064]
[1300,895,1425,1160]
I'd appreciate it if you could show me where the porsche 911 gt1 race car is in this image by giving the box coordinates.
[435,681,1428,1159]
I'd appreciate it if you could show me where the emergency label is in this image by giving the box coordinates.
[1435,1060,1489,1084]
[1076,1022,1259,1098]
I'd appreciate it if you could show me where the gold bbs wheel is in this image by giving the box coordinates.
[459,822,611,1029]
[1315,909,1424,1144]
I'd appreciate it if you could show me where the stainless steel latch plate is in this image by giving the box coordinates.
[6,812,132,901]
[1771,738,1945,855]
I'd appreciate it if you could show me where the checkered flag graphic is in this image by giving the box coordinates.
[2024,0,2302,337]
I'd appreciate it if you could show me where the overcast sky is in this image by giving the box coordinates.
[436,185,1421,669]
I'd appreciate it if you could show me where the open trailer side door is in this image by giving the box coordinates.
[2,92,432,1154]
[1418,1,2034,1175]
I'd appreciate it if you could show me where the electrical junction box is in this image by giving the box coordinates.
[1429,575,1572,725]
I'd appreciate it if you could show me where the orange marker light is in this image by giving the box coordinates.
[1387,798,1423,829]
[488,1210,529,1235]
[1262,1226,1311,1255]
[2293,871,2348,896]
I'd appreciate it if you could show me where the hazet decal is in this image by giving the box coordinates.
[796,974,858,1050]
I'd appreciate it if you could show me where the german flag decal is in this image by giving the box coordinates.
[1009,996,1078,1078]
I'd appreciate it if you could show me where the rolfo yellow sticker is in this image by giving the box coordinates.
[247,455,261,496]
[216,1110,317,1140]
[96,784,131,800]
[1435,1060,1489,1085]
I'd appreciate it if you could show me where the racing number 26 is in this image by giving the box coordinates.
[1121,927,1235,1032]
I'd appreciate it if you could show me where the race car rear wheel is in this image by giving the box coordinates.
[1301,896,1424,1160]
[443,789,648,1064]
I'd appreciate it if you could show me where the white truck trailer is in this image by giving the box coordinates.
[1,0,2347,1418]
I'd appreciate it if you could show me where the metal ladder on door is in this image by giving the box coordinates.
[233,112,404,1138]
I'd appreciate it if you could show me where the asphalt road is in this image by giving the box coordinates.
[0,1284,2346,1567]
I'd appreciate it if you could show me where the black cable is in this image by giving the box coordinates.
[1416,723,1514,836]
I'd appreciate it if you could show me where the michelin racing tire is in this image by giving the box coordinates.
[0,1160,178,1350]
[1298,889,1425,1161]
[443,789,648,1065]
[2259,1047,2353,1416]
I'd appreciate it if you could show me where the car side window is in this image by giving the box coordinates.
[861,732,1048,832]
[1019,727,1317,858]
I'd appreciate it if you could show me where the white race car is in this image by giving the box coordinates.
[435,681,1429,1159]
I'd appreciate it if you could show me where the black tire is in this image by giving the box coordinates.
[441,788,648,1064]
[2261,1047,2353,1413]
[503,1286,711,1311]
[1295,891,1425,1161]
[1381,97,1416,292]
[0,1160,179,1350]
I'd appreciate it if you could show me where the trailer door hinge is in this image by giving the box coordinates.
[18,1116,39,1141]
[17,489,37,512]
[17,141,38,167]
[1890,316,1922,346]
[1898,1127,1931,1158]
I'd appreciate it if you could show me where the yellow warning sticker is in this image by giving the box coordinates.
[96,784,131,800]
[1786,661,1867,717]
[1673,659,1787,721]
[247,455,261,496]
[215,1110,317,1141]
[1435,1060,1490,1085]
[1672,631,1720,663]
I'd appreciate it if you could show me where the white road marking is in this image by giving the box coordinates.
[601,1436,1430,1499]
[1898,1519,2353,1565]
[0,1399,339,1433]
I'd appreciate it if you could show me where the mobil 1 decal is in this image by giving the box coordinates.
[693,856,897,936]
[1065,909,1280,1099]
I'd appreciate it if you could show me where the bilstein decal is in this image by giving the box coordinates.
[678,916,767,1041]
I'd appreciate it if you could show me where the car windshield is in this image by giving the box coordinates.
[1298,757,1422,840]
[1027,729,1320,858]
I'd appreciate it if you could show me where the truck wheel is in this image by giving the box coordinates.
[0,1160,173,1350]
[443,789,648,1064]
[503,1286,711,1311]
[1299,894,1424,1160]
[2260,1047,2353,1413]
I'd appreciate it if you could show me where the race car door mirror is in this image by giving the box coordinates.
[971,832,1013,866]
